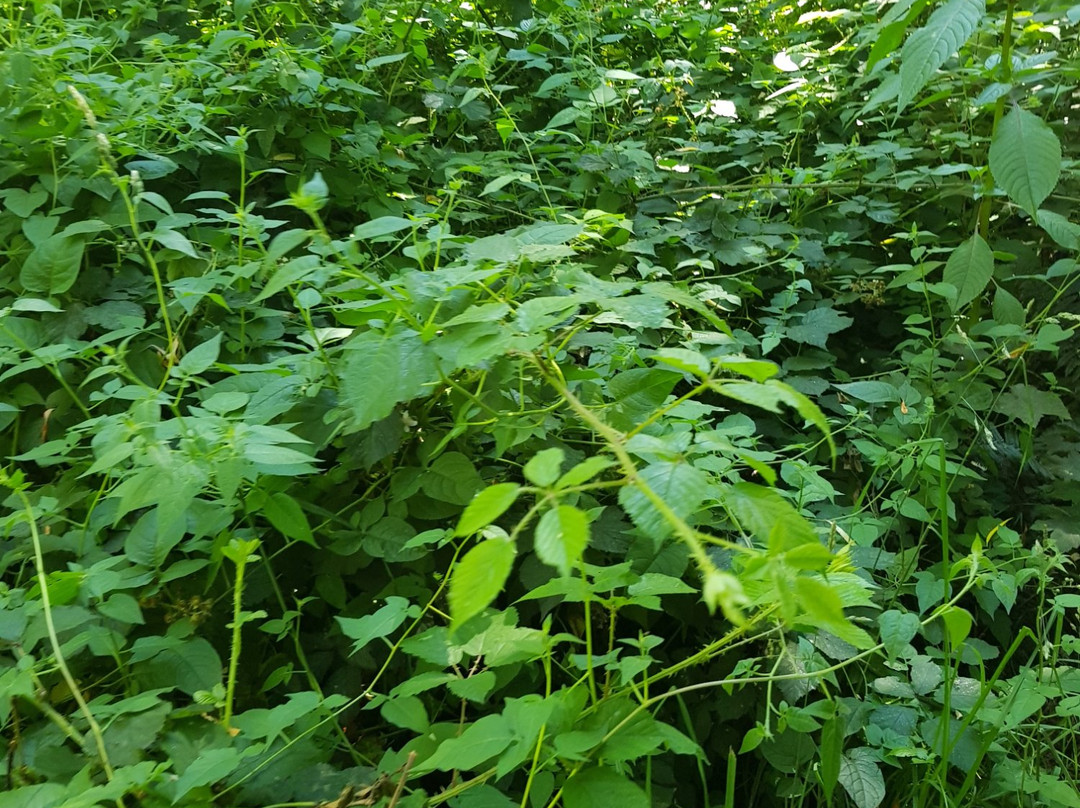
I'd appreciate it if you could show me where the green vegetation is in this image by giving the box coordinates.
[1,0,1079,805]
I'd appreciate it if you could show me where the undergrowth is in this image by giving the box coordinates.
[1,0,1079,806]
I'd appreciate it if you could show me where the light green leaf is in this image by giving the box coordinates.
[336,597,412,654]
[341,327,440,433]
[171,748,246,803]
[556,456,616,489]
[380,695,429,733]
[417,714,514,773]
[819,716,843,800]
[989,107,1062,216]
[524,448,565,487]
[150,229,198,257]
[939,605,973,646]
[449,539,516,631]
[898,0,984,111]
[19,232,86,294]
[992,287,1025,326]
[618,461,709,540]
[726,482,817,553]
[178,333,222,375]
[563,767,649,808]
[838,747,886,808]
[456,483,522,536]
[352,216,415,240]
[262,491,317,547]
[943,234,993,310]
[535,505,589,577]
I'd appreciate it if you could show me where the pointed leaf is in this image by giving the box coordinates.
[455,483,522,536]
[563,767,649,808]
[838,748,886,808]
[535,505,589,576]
[19,232,86,294]
[449,539,516,630]
[943,234,993,310]
[989,107,1062,216]
[897,0,984,111]
[341,327,440,433]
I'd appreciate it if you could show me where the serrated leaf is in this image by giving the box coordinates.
[524,448,565,487]
[943,234,993,310]
[726,482,817,553]
[341,327,440,432]
[1036,209,1080,251]
[556,456,616,489]
[618,461,709,540]
[989,107,1062,216]
[838,747,886,808]
[535,505,589,576]
[456,483,522,536]
[19,232,86,294]
[897,0,984,111]
[449,539,516,630]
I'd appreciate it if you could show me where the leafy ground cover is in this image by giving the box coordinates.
[1,0,1079,805]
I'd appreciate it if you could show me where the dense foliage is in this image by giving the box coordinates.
[1,0,1079,806]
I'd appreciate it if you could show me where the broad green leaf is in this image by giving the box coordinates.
[456,483,522,536]
[838,747,886,808]
[135,637,222,695]
[422,452,483,505]
[535,505,589,576]
[712,380,834,458]
[262,491,317,547]
[618,461,709,541]
[795,576,873,649]
[833,381,899,404]
[524,448,565,486]
[178,333,223,375]
[352,216,415,240]
[19,232,86,294]
[725,482,816,553]
[989,107,1062,216]
[943,234,993,310]
[416,714,514,773]
[897,0,984,111]
[150,229,198,257]
[336,596,412,654]
[992,383,1070,428]
[1035,209,1080,251]
[171,748,246,803]
[556,456,616,489]
[563,767,649,808]
[878,609,921,657]
[939,605,973,646]
[992,286,1026,326]
[784,306,854,348]
[341,327,440,433]
[380,695,429,733]
[449,539,516,630]
[865,0,930,71]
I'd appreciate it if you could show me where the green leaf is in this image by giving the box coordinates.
[819,716,843,800]
[172,747,246,803]
[556,456,616,489]
[352,216,415,240]
[262,491,317,547]
[833,381,899,404]
[992,383,1070,428]
[524,448,565,487]
[178,333,223,375]
[726,482,817,553]
[784,306,854,348]
[563,767,649,808]
[423,452,484,505]
[897,0,984,111]
[416,714,514,773]
[939,605,973,646]
[456,483,522,536]
[989,107,1062,216]
[992,287,1026,326]
[150,229,198,257]
[535,505,589,577]
[19,232,86,294]
[449,539,516,631]
[838,747,886,808]
[336,597,412,654]
[341,327,440,433]
[380,695,429,733]
[942,234,993,310]
[1035,209,1080,251]
[878,610,920,657]
[618,461,709,541]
